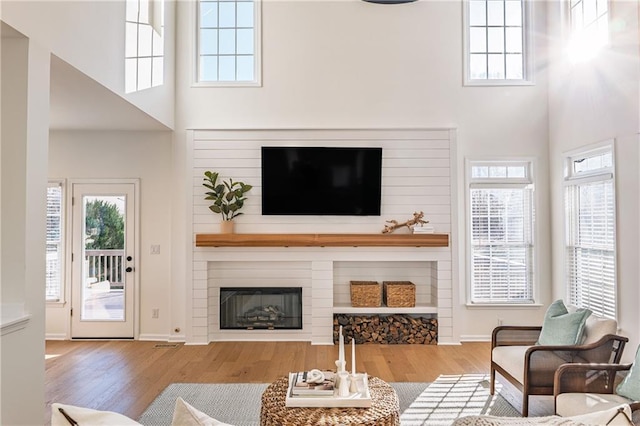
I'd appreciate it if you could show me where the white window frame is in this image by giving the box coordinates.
[563,141,617,319]
[466,159,537,305]
[46,180,66,304]
[566,0,609,63]
[194,0,262,87]
[125,0,165,93]
[463,0,534,86]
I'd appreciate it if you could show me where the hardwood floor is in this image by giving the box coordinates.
[45,340,487,421]
[44,340,551,424]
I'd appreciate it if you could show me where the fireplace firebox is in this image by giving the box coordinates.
[220,287,303,330]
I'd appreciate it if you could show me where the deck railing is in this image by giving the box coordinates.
[85,249,124,289]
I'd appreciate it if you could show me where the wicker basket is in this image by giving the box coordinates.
[350,281,381,307]
[383,281,416,307]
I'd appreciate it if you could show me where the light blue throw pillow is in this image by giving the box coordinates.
[616,345,640,401]
[536,299,592,346]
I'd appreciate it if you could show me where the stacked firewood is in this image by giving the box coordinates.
[333,314,437,345]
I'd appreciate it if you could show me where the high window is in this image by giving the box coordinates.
[564,143,616,319]
[125,0,164,93]
[567,0,608,62]
[46,181,64,302]
[197,0,261,85]
[468,160,535,304]
[464,0,531,84]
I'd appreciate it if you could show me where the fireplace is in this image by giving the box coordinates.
[220,287,303,330]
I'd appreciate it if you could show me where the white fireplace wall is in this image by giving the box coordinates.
[190,128,456,344]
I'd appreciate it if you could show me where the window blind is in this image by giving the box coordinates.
[565,179,616,319]
[46,183,63,301]
[470,186,534,303]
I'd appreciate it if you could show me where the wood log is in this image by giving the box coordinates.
[333,314,438,345]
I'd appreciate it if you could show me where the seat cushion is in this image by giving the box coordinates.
[537,300,592,346]
[556,393,633,417]
[453,405,633,425]
[492,346,530,384]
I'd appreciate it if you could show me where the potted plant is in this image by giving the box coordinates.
[203,171,253,233]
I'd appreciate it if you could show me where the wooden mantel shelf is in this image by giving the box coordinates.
[195,233,449,247]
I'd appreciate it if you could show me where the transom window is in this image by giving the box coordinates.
[125,0,164,93]
[465,0,530,84]
[197,0,261,85]
[567,0,608,62]
[564,143,616,319]
[468,160,535,304]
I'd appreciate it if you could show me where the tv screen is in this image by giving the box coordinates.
[261,146,382,216]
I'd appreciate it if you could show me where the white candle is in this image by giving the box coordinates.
[338,326,345,366]
[351,338,356,375]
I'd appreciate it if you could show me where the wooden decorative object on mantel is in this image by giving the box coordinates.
[195,233,449,247]
[382,211,428,234]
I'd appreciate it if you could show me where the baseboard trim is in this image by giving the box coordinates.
[139,333,172,342]
[460,334,491,342]
[46,333,67,340]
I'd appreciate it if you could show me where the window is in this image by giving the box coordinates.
[468,161,535,304]
[464,0,531,84]
[197,0,261,85]
[46,181,64,302]
[567,0,608,62]
[125,0,164,93]
[564,143,616,319]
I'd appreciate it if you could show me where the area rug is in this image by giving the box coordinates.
[400,374,521,425]
[138,374,518,425]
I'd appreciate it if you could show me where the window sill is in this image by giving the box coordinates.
[191,81,262,88]
[466,303,543,309]
[46,301,66,308]
[464,79,535,87]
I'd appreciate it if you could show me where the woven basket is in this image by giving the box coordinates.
[383,281,416,307]
[350,281,381,307]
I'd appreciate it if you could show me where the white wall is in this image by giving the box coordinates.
[547,0,640,359]
[176,0,551,341]
[47,131,176,340]
[1,0,176,129]
[1,33,49,426]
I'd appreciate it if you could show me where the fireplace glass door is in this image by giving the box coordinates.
[220,287,303,330]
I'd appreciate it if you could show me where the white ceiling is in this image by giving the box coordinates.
[49,55,170,131]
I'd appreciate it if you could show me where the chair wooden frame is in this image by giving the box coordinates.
[490,325,628,417]
[554,362,634,414]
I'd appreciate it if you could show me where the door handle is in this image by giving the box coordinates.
[126,266,134,272]
[127,256,133,261]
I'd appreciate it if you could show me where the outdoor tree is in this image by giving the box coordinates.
[85,199,124,250]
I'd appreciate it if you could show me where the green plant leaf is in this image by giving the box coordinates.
[209,205,221,214]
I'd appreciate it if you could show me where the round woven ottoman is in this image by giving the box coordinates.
[260,376,400,426]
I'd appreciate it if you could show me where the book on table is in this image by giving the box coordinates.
[290,371,336,396]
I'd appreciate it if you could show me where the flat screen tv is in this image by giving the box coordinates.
[261,146,382,216]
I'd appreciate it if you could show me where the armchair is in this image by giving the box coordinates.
[490,320,628,416]
[554,362,638,418]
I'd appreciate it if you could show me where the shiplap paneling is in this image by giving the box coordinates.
[191,129,455,344]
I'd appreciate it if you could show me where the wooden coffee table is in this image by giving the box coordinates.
[260,375,400,425]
